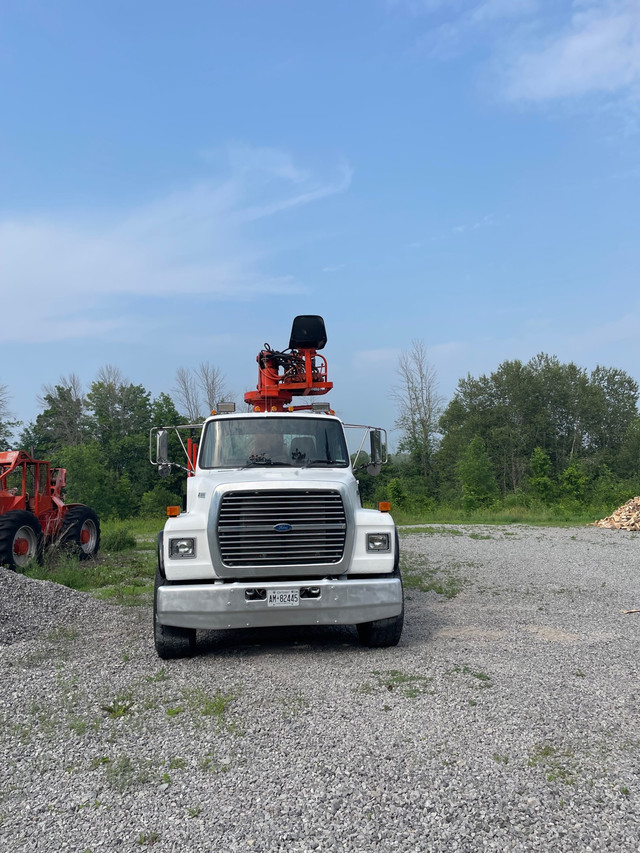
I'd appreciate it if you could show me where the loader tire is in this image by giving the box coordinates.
[60,506,101,559]
[154,566,196,659]
[0,511,44,571]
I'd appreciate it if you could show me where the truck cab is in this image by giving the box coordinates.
[151,317,403,658]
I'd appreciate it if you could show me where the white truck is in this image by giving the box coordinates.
[150,316,403,658]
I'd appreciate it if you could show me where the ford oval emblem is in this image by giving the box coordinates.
[274,523,292,532]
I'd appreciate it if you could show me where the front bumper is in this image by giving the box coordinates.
[156,576,403,630]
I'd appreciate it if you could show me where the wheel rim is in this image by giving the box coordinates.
[79,519,98,554]
[13,526,38,567]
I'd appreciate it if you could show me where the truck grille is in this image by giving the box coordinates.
[217,489,347,567]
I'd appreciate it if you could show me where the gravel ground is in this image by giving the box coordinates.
[1,525,639,852]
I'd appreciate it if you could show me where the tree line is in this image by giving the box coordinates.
[360,345,640,514]
[0,362,226,519]
[1,348,639,517]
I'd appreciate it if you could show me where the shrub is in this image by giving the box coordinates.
[457,436,499,512]
[101,525,137,552]
[139,484,183,518]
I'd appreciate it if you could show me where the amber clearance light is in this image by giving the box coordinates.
[166,506,181,517]
[378,501,391,513]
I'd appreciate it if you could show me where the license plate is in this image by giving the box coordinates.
[267,589,299,607]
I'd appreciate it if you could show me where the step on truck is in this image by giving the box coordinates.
[150,315,403,658]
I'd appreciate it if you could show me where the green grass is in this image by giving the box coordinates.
[15,503,600,616]
[527,743,576,786]
[400,526,464,537]
[400,551,468,598]
[381,503,607,527]
[22,527,156,605]
[371,669,433,698]
[100,524,137,552]
[182,688,236,724]
[101,694,135,718]
[451,664,492,684]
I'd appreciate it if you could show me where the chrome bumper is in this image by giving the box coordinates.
[156,576,402,630]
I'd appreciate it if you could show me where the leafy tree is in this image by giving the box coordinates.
[26,374,90,455]
[152,392,184,426]
[587,366,639,455]
[87,366,152,449]
[439,354,639,497]
[614,417,640,479]
[561,461,588,504]
[387,477,408,509]
[438,359,537,494]
[139,483,183,518]
[456,436,499,512]
[55,443,117,518]
[528,447,556,504]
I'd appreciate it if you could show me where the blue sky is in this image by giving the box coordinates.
[2,0,640,444]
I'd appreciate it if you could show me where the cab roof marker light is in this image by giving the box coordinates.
[378,501,391,513]
[167,506,181,517]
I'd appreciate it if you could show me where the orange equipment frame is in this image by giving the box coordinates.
[244,346,333,412]
[0,450,69,536]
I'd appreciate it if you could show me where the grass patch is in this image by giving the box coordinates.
[166,706,184,718]
[527,743,576,785]
[450,664,492,685]
[23,549,155,606]
[372,669,433,698]
[388,503,600,527]
[101,692,135,718]
[101,524,137,552]
[146,668,168,683]
[400,526,464,537]
[182,688,236,724]
[199,753,231,773]
[400,551,468,598]
[101,755,152,792]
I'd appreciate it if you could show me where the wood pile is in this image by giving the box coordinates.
[592,497,640,531]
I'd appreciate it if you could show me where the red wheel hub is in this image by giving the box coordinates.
[14,538,29,556]
[80,528,90,544]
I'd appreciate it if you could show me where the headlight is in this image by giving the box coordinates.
[367,533,390,552]
[169,537,196,558]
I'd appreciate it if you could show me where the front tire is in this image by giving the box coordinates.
[357,528,404,648]
[154,566,196,659]
[60,506,100,559]
[357,605,404,648]
[0,511,44,571]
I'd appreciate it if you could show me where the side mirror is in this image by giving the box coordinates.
[368,429,383,476]
[156,429,169,464]
[156,429,171,477]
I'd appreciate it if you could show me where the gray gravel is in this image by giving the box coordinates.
[1,525,639,852]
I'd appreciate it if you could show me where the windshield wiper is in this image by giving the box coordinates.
[242,459,293,468]
[303,459,335,467]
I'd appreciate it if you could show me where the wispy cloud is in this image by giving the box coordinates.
[0,145,352,343]
[389,0,640,112]
[408,213,498,247]
[504,1,640,101]
[392,0,537,60]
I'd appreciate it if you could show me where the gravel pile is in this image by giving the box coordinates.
[1,525,639,852]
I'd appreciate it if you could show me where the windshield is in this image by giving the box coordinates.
[199,417,350,469]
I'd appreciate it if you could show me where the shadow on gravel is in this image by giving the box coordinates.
[191,593,447,658]
[196,623,367,658]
